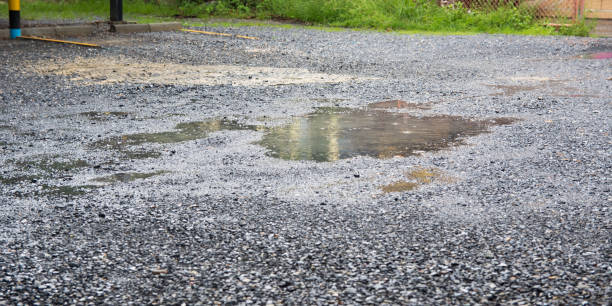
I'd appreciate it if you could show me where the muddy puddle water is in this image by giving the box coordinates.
[93,120,260,153]
[94,101,515,163]
[380,167,457,193]
[79,111,130,121]
[93,171,168,183]
[257,105,515,162]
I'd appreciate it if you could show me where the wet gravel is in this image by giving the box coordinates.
[1,25,611,304]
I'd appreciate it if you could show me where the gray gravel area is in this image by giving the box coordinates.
[0,25,611,304]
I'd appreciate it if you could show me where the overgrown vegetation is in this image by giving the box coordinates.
[0,0,593,36]
[0,0,178,20]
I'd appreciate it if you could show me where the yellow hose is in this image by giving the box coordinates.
[181,29,258,40]
[18,36,101,48]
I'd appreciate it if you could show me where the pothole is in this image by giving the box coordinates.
[93,101,517,163]
[92,119,260,150]
[1,157,98,198]
[92,171,169,183]
[257,105,516,162]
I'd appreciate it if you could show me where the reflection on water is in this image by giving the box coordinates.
[123,150,163,160]
[92,102,516,163]
[93,171,169,183]
[43,185,99,198]
[9,184,99,199]
[93,119,260,151]
[257,107,515,162]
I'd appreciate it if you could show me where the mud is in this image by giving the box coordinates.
[93,119,259,151]
[27,56,372,86]
[380,167,456,193]
[92,171,169,183]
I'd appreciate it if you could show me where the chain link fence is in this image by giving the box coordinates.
[440,0,586,21]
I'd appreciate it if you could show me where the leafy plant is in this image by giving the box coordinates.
[0,0,593,36]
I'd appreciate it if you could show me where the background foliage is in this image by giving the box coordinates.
[0,0,593,36]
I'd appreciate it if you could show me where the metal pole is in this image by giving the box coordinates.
[8,0,20,39]
[110,0,123,22]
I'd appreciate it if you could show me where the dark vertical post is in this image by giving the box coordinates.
[110,0,123,22]
[8,0,21,39]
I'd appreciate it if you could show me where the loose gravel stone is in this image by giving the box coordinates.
[0,25,610,304]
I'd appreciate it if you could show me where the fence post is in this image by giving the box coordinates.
[575,0,577,20]
[8,0,20,39]
[574,0,585,20]
[110,0,123,22]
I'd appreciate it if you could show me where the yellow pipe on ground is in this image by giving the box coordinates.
[181,29,259,40]
[18,36,101,48]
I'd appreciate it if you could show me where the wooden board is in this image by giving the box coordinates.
[585,0,612,19]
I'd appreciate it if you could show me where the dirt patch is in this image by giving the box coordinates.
[487,77,581,97]
[380,167,457,193]
[380,181,419,193]
[406,167,456,184]
[26,56,370,86]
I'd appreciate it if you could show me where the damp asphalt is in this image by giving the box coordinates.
[0,26,610,304]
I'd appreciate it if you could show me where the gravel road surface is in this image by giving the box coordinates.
[0,25,610,304]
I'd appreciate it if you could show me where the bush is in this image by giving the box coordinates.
[121,0,594,35]
[3,0,591,36]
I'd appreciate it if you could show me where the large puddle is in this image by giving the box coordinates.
[79,111,130,121]
[256,107,515,162]
[94,101,516,162]
[92,171,169,183]
[93,120,260,154]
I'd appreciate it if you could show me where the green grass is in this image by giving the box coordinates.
[0,0,592,36]
[0,0,180,21]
